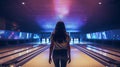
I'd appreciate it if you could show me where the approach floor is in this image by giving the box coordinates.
[23,47,104,67]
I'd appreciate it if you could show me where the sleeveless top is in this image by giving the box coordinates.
[50,33,70,50]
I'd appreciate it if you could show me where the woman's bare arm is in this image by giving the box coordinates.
[49,41,54,64]
[68,44,71,59]
[67,35,71,63]
[49,42,54,58]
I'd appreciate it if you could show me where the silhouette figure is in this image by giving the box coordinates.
[49,21,71,67]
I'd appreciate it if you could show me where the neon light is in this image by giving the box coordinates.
[42,38,46,44]
[86,33,91,39]
[74,38,79,44]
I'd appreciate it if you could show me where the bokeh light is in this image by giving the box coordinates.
[54,0,71,19]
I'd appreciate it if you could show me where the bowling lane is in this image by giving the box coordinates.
[0,46,43,64]
[0,47,31,58]
[87,45,120,56]
[0,45,33,53]
[0,46,27,53]
[23,47,104,67]
[86,45,120,61]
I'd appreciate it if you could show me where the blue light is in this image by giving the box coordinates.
[86,33,91,39]
[42,38,46,44]
[33,34,39,39]
[74,38,79,44]
[46,38,50,44]
[102,31,107,39]
[36,16,84,32]
[70,38,73,44]
[19,32,22,39]
[26,33,29,39]
[0,30,5,34]
[92,33,96,39]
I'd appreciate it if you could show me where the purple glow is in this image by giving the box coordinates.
[35,0,89,32]
[98,2,102,5]
[54,0,71,19]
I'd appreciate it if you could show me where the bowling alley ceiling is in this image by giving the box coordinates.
[0,0,120,33]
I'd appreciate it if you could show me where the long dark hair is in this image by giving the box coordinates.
[52,21,67,43]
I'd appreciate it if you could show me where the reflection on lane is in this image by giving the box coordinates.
[86,47,107,56]
[0,46,40,64]
[0,47,31,58]
[86,45,120,62]
[87,45,120,56]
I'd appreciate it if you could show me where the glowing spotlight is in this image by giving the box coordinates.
[58,15,64,19]
[57,8,69,15]
[98,2,102,5]
[54,0,70,19]
[57,8,69,19]
[22,2,25,5]
[10,64,15,67]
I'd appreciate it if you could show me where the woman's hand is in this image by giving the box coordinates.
[49,57,52,64]
[68,57,71,64]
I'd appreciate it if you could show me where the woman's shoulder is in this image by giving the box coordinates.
[51,32,55,36]
[65,33,70,41]
[50,32,55,39]
[66,33,70,37]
